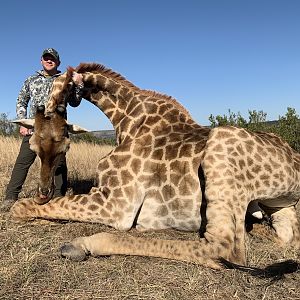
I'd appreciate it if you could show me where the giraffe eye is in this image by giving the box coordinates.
[56,104,66,114]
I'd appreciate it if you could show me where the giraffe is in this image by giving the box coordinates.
[10,63,300,271]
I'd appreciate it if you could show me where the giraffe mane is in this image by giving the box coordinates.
[74,63,192,118]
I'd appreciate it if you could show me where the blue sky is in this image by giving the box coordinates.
[0,0,299,130]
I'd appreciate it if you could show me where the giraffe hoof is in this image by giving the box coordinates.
[60,243,87,262]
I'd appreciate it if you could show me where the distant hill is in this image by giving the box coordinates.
[90,130,116,140]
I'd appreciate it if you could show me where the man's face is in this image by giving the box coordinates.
[41,54,60,72]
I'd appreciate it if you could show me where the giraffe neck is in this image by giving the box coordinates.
[80,70,198,142]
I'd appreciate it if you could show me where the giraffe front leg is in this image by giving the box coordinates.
[204,204,247,265]
[60,232,223,269]
[203,182,249,265]
[10,198,40,222]
[10,191,141,231]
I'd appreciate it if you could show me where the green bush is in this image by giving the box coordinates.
[70,132,116,146]
[208,107,300,152]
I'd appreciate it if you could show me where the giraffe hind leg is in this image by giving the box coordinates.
[269,206,300,248]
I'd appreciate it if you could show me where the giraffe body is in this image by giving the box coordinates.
[10,63,300,270]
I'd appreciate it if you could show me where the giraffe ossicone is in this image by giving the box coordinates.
[10,63,300,273]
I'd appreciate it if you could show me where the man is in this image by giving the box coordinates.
[1,48,83,212]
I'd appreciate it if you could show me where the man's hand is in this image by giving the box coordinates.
[19,126,32,136]
[72,72,83,86]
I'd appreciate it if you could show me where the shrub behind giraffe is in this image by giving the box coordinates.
[209,107,300,152]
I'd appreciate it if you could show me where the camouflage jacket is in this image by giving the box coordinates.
[16,70,83,119]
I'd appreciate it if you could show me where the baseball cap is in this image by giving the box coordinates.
[42,48,60,61]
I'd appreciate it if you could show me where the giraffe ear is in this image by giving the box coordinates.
[67,123,89,134]
[11,118,35,129]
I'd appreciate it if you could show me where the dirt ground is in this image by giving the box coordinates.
[0,210,299,300]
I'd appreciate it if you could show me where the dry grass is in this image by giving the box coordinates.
[0,135,299,300]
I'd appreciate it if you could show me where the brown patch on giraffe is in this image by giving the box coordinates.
[236,174,246,181]
[133,143,152,158]
[130,158,142,175]
[215,130,234,139]
[156,205,169,217]
[197,140,209,154]
[254,153,263,162]
[170,161,190,178]
[92,193,105,206]
[247,157,254,166]
[285,153,293,164]
[244,141,254,153]
[236,145,245,156]
[216,162,227,170]
[237,130,249,139]
[267,146,276,156]
[164,109,180,123]
[254,135,265,145]
[158,104,169,115]
[178,176,198,196]
[212,143,223,152]
[130,104,144,118]
[108,175,120,187]
[152,149,164,160]
[123,186,134,199]
[111,110,124,124]
[121,170,134,185]
[246,170,255,180]
[112,188,123,198]
[146,115,161,126]
[227,178,235,186]
[134,124,151,138]
[100,209,110,218]
[284,165,293,176]
[238,160,246,169]
[264,163,272,173]
[118,86,131,100]
[126,98,142,115]
[165,145,179,160]
[143,161,168,185]
[204,155,216,165]
[80,197,88,205]
[162,185,176,201]
[226,156,236,167]
[112,211,124,220]
[152,124,172,137]
[225,138,239,145]
[106,80,120,94]
[272,180,279,188]
[119,118,130,133]
[252,164,262,174]
[112,155,131,168]
[260,174,270,181]
[98,159,110,171]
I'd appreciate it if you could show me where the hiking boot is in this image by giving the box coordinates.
[0,199,17,213]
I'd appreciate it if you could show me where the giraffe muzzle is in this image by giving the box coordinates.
[34,185,54,205]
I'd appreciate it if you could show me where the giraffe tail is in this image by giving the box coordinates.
[219,257,299,279]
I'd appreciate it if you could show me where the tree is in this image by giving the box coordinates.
[273,107,300,152]
[0,113,17,136]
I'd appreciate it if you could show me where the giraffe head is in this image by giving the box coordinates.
[12,105,87,204]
